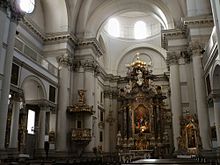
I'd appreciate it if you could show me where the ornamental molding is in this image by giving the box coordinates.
[56,53,73,67]
[72,57,121,82]
[25,99,56,109]
[161,29,186,49]
[182,15,214,28]
[77,38,104,57]
[166,51,179,65]
[189,40,203,56]
[21,17,77,44]
[104,87,118,99]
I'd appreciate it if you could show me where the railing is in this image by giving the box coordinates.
[71,128,91,141]
[14,38,58,77]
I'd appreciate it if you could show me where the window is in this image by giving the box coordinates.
[99,131,103,142]
[11,63,19,85]
[206,75,211,95]
[100,91,103,104]
[100,111,104,122]
[77,120,82,129]
[134,21,147,39]
[45,112,50,135]
[27,110,35,134]
[49,85,56,102]
[18,0,35,14]
[107,18,120,37]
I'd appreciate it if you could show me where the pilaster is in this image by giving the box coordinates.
[167,51,182,152]
[56,54,72,153]
[0,3,23,154]
[212,90,220,148]
[189,41,211,150]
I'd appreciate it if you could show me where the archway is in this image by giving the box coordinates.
[21,76,47,157]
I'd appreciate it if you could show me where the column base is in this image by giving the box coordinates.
[7,148,19,159]
[0,149,8,160]
[34,148,46,158]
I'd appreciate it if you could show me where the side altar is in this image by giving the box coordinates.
[117,56,170,159]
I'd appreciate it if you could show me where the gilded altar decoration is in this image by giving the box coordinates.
[67,90,93,113]
[178,114,201,155]
[118,54,169,156]
[68,90,93,143]
[71,128,91,141]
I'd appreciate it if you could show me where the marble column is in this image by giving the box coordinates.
[0,1,7,57]
[167,52,182,151]
[84,64,95,151]
[56,54,71,152]
[213,95,220,147]
[38,107,46,150]
[9,99,20,150]
[104,93,110,152]
[190,41,211,150]
[0,9,20,150]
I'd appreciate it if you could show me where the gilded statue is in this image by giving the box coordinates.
[78,90,86,103]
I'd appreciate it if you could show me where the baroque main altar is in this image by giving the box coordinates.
[117,56,169,158]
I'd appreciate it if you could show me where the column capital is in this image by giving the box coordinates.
[180,51,191,63]
[0,0,9,13]
[166,51,178,65]
[211,89,220,102]
[56,53,73,68]
[9,1,24,23]
[189,40,202,56]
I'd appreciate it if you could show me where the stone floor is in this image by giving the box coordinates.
[122,158,214,165]
[1,158,218,165]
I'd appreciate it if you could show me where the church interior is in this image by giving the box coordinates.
[0,0,220,164]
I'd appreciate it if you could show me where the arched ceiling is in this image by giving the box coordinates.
[76,0,176,38]
[27,0,187,35]
[38,0,68,33]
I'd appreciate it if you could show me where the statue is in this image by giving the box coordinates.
[78,90,86,103]
[136,70,143,86]
[124,80,132,93]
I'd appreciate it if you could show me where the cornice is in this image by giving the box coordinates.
[166,51,179,65]
[21,17,78,45]
[182,15,214,28]
[161,29,186,49]
[77,38,104,57]
[25,99,56,109]
[104,86,118,99]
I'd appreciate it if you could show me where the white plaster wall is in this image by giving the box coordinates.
[186,63,197,114]
[101,31,164,75]
[117,48,167,77]
[28,0,45,32]
[3,18,10,44]
[14,51,58,83]
[19,65,57,102]
[42,0,68,33]
[0,49,6,75]
[17,25,43,50]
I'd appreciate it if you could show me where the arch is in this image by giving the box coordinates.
[77,0,174,38]
[212,63,220,90]
[115,43,167,72]
[21,75,47,101]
